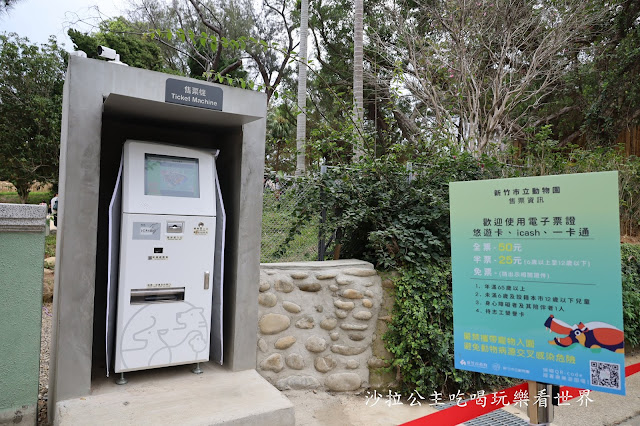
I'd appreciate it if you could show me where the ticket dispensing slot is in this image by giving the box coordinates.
[130,287,185,304]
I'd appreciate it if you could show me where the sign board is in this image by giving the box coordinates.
[450,171,625,395]
[165,78,223,111]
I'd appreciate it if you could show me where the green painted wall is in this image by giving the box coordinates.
[0,231,44,414]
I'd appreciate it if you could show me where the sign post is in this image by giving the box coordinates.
[449,172,626,411]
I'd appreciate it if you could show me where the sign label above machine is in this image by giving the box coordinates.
[165,78,223,111]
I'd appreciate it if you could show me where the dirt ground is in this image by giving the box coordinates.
[38,302,52,425]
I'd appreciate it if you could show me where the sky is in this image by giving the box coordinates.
[0,0,129,51]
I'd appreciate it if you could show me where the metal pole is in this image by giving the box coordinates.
[527,381,553,425]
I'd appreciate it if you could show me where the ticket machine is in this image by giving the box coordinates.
[113,140,219,375]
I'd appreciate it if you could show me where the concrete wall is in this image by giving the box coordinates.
[0,204,47,425]
[256,260,390,391]
[50,56,266,416]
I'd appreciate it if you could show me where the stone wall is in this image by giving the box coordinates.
[257,260,384,392]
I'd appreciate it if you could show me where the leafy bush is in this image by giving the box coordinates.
[621,244,640,348]
[383,264,514,395]
[281,152,506,270]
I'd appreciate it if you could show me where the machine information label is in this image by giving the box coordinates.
[449,172,625,395]
[132,222,161,240]
[165,78,223,111]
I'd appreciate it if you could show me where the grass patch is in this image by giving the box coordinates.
[0,191,53,205]
[45,233,57,258]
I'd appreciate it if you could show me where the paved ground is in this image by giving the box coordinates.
[284,351,640,426]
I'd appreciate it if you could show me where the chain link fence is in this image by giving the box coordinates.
[261,174,318,263]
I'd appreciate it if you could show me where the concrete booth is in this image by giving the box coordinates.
[48,55,294,424]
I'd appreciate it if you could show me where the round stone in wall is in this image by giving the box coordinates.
[368,357,389,368]
[341,289,363,299]
[283,301,301,313]
[320,317,338,330]
[335,309,348,319]
[329,284,339,292]
[259,313,291,334]
[275,277,295,293]
[258,292,277,307]
[331,345,367,356]
[329,332,339,341]
[316,272,337,280]
[334,300,355,310]
[274,336,296,350]
[259,279,271,292]
[336,276,354,285]
[346,359,359,369]
[340,323,368,331]
[316,305,324,313]
[364,290,374,298]
[343,268,377,277]
[314,355,337,373]
[257,338,268,352]
[260,353,284,372]
[285,353,305,370]
[362,299,373,308]
[353,310,372,320]
[305,336,327,353]
[275,375,321,391]
[290,272,309,279]
[298,282,322,292]
[348,333,365,341]
[325,373,362,391]
[295,316,315,329]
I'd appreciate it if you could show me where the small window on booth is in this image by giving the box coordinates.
[144,154,200,198]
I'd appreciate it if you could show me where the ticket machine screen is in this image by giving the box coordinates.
[144,154,200,198]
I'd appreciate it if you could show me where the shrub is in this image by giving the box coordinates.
[621,244,640,348]
[383,264,514,395]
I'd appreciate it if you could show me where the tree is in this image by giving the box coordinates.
[266,102,297,173]
[0,0,23,16]
[534,0,640,147]
[129,0,297,102]
[372,0,607,154]
[0,33,66,202]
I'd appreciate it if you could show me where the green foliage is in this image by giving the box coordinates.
[68,18,165,71]
[516,129,640,236]
[265,102,297,174]
[384,265,514,394]
[620,244,640,348]
[280,152,505,269]
[0,33,66,203]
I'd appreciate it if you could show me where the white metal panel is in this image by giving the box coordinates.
[122,140,216,217]
[114,213,215,373]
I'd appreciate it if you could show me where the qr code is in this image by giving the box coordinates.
[590,361,621,390]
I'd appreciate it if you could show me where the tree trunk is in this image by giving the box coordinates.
[295,0,309,175]
[352,0,364,161]
[16,183,30,204]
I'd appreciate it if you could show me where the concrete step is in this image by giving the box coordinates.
[54,364,294,425]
